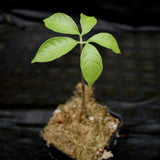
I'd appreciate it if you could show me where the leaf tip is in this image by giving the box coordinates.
[31,59,36,64]
[115,47,121,54]
[85,81,93,89]
[43,19,46,24]
[80,13,84,16]
[88,84,93,89]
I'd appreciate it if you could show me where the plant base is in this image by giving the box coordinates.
[42,83,121,160]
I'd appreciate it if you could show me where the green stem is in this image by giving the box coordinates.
[79,35,85,121]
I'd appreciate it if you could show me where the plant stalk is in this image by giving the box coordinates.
[79,35,85,122]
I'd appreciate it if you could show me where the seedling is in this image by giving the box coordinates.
[31,13,121,119]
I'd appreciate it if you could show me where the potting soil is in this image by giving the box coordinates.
[42,83,119,160]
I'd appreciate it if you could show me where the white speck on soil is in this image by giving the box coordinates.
[89,117,94,121]
[54,109,61,114]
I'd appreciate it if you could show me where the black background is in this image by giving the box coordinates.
[1,0,160,26]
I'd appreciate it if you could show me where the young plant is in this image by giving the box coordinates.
[31,13,121,118]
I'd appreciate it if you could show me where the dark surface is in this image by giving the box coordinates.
[0,12,160,160]
[1,0,160,26]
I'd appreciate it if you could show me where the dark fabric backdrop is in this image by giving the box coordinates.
[1,0,160,26]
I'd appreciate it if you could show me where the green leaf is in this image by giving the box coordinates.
[31,37,78,63]
[88,33,121,54]
[43,13,80,35]
[80,44,103,88]
[80,13,97,36]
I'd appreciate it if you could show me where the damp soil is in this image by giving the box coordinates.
[42,83,119,160]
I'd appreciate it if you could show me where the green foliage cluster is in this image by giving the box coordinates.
[32,13,121,88]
